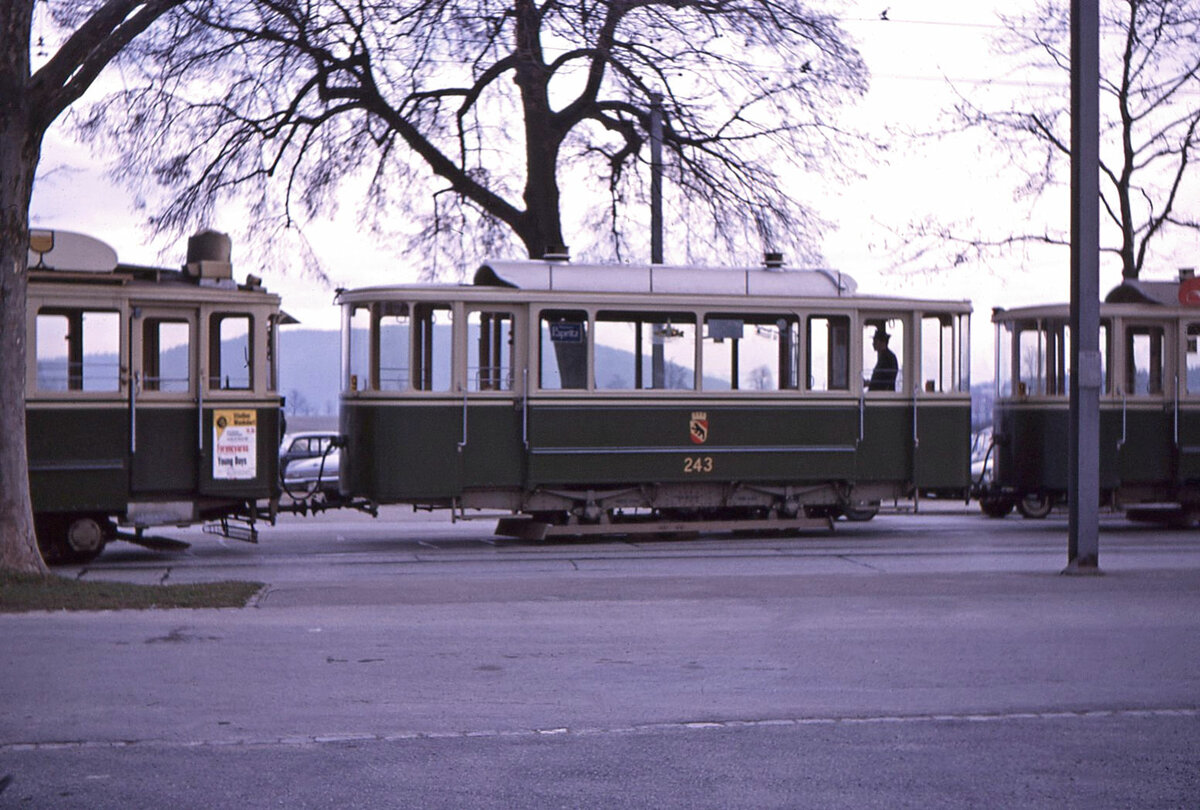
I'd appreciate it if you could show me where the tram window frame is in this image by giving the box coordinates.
[208,313,253,391]
[412,303,453,392]
[999,317,1110,398]
[377,301,411,392]
[920,313,956,394]
[1124,323,1167,396]
[1187,323,1200,395]
[702,313,799,392]
[34,307,122,393]
[467,309,516,393]
[594,310,696,391]
[1009,319,1042,397]
[344,303,372,392]
[539,309,589,390]
[861,317,905,393]
[806,315,850,392]
[142,317,192,394]
[1043,320,1070,396]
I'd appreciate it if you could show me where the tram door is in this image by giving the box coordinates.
[913,314,971,494]
[1177,322,1200,484]
[459,308,524,492]
[1117,321,1175,486]
[129,306,201,496]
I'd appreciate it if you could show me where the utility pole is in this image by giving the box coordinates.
[1067,0,1102,573]
[650,92,664,265]
[650,92,665,388]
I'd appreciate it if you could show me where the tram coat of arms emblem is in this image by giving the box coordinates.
[689,412,709,444]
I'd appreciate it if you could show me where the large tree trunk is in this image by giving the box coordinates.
[0,0,48,575]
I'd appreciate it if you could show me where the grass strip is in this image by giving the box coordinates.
[0,571,264,613]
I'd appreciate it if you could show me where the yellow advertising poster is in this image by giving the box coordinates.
[213,409,257,480]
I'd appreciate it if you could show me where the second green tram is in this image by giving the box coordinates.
[337,259,973,537]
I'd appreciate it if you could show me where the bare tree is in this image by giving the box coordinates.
[78,0,869,270]
[949,0,1200,279]
[1,1,186,575]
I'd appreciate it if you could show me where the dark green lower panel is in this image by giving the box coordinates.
[343,399,971,504]
[28,406,129,514]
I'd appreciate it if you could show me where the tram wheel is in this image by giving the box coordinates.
[1016,493,1053,520]
[979,496,1015,519]
[34,514,109,565]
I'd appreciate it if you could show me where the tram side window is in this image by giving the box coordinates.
[920,314,956,393]
[413,303,452,392]
[378,302,411,392]
[1187,324,1200,394]
[1007,319,1042,396]
[345,304,372,391]
[468,311,515,391]
[862,318,905,392]
[703,314,799,391]
[1043,321,1069,396]
[807,315,849,391]
[594,311,696,390]
[143,319,191,392]
[209,314,252,390]
[540,310,589,390]
[1126,325,1164,396]
[35,309,120,392]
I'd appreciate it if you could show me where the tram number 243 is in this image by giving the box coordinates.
[684,456,715,474]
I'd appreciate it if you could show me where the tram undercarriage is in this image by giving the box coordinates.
[437,479,903,539]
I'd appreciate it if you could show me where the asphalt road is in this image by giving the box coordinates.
[2,506,1199,808]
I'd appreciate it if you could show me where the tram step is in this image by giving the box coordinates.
[495,515,834,541]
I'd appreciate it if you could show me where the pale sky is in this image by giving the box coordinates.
[27,0,1200,381]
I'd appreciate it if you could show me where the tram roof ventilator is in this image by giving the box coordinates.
[184,228,237,289]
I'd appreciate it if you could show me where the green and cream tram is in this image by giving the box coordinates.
[26,230,287,562]
[985,275,1200,523]
[337,259,973,537]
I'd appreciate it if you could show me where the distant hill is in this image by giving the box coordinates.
[53,325,999,426]
[279,329,340,416]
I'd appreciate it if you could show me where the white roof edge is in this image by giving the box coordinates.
[475,260,857,297]
[28,229,119,273]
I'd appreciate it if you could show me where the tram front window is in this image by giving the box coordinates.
[35,308,120,392]
[143,319,191,392]
[1126,325,1165,395]
[999,317,1110,398]
[378,302,411,392]
[209,314,252,390]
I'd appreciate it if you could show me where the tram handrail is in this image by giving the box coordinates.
[457,387,469,453]
[1174,375,1180,448]
[1118,391,1127,451]
[912,384,919,449]
[858,391,864,444]
[522,367,529,449]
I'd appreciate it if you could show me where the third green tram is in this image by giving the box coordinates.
[981,275,1200,523]
[336,259,973,537]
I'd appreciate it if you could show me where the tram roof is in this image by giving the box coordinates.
[473,259,858,297]
[993,277,1200,321]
